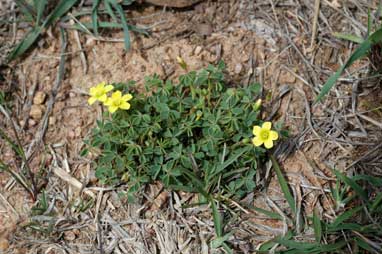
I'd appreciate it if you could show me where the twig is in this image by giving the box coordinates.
[310,0,321,48]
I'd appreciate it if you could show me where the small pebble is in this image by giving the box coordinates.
[29,105,44,120]
[194,46,203,56]
[48,116,56,126]
[33,91,46,105]
[64,231,76,241]
[234,63,243,74]
[0,238,9,251]
[28,119,36,127]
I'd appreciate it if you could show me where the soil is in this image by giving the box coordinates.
[0,0,381,253]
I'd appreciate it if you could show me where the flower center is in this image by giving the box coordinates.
[113,99,121,107]
[95,90,104,97]
[260,129,269,140]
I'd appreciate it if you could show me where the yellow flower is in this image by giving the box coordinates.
[252,122,279,149]
[104,91,133,113]
[88,82,114,105]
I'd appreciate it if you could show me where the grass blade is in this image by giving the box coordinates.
[271,155,296,215]
[8,27,41,60]
[91,0,102,36]
[43,0,77,27]
[315,39,372,102]
[210,146,249,179]
[330,206,363,228]
[15,0,36,22]
[333,32,363,44]
[110,2,131,50]
[210,199,223,237]
[33,0,47,25]
[334,169,368,201]
[313,208,322,242]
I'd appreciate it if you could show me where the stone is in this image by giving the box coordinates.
[33,91,46,105]
[29,105,44,120]
[0,238,9,251]
[194,46,202,56]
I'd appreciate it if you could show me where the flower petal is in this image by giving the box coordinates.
[262,122,272,130]
[108,106,118,113]
[88,97,97,105]
[252,126,261,136]
[264,139,273,149]
[89,87,97,96]
[252,137,263,146]
[112,91,122,99]
[122,93,133,101]
[105,85,114,92]
[98,94,108,102]
[104,98,112,106]
[119,102,131,110]
[270,130,279,141]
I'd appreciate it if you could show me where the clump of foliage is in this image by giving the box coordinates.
[10,0,146,61]
[86,62,276,202]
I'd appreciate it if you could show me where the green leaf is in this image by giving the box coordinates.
[210,199,223,237]
[210,232,233,249]
[271,155,296,215]
[330,206,363,229]
[7,26,41,61]
[211,146,249,178]
[34,0,47,25]
[315,39,372,102]
[333,169,368,201]
[15,0,35,21]
[43,0,77,27]
[333,32,364,44]
[91,0,102,36]
[313,209,322,242]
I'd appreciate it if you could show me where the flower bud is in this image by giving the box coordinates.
[253,99,262,111]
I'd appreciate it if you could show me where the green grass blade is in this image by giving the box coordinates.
[333,32,364,44]
[369,27,382,43]
[33,0,47,25]
[315,39,372,102]
[211,146,249,179]
[334,169,368,201]
[104,0,118,22]
[271,155,296,215]
[7,26,41,61]
[91,0,102,36]
[252,206,283,220]
[313,209,322,242]
[15,0,36,22]
[72,21,148,35]
[110,2,131,50]
[330,206,363,228]
[370,192,382,213]
[210,199,223,237]
[43,0,77,27]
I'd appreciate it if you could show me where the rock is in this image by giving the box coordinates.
[194,46,202,56]
[49,116,56,126]
[64,231,76,241]
[33,91,46,105]
[74,127,82,137]
[30,105,44,120]
[194,23,213,36]
[0,238,9,251]
[69,92,76,98]
[28,119,37,127]
[234,63,243,74]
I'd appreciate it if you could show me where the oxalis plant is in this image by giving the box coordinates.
[84,62,283,251]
